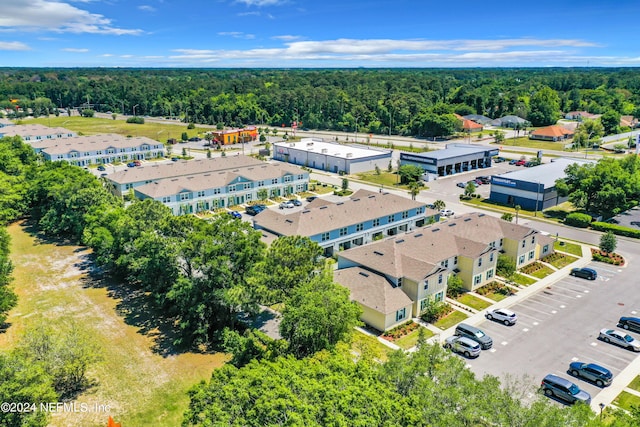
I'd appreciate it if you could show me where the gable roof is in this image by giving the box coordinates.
[41,134,162,155]
[463,114,493,125]
[462,119,483,130]
[491,115,527,126]
[530,125,574,138]
[253,189,431,238]
[339,226,490,281]
[442,212,537,243]
[334,267,412,315]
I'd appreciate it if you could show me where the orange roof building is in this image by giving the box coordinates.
[529,125,574,141]
[209,126,258,145]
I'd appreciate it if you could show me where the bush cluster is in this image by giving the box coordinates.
[591,222,640,238]
[520,262,544,275]
[564,212,592,228]
[126,116,145,124]
[420,302,453,323]
[591,249,625,265]
[381,320,420,340]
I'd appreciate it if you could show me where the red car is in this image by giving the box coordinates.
[515,159,526,166]
[133,160,141,166]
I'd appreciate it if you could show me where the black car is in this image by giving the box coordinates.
[568,362,613,387]
[289,199,302,206]
[97,165,106,171]
[570,267,597,280]
[245,204,266,216]
[619,317,640,333]
[306,196,318,202]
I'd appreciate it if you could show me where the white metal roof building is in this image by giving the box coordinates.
[400,143,499,176]
[273,138,392,174]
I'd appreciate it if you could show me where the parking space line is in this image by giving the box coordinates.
[584,344,637,364]
[515,304,554,318]
[534,291,578,303]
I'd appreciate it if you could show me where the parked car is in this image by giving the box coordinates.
[524,161,537,167]
[494,157,506,163]
[289,199,302,207]
[598,328,640,352]
[440,209,455,217]
[245,204,266,216]
[444,336,481,358]
[228,210,242,219]
[126,162,136,167]
[509,159,518,165]
[456,182,466,188]
[279,201,295,209]
[97,165,106,171]
[306,196,318,202]
[570,267,597,280]
[485,308,517,325]
[540,374,591,405]
[454,323,493,349]
[188,137,201,142]
[618,317,640,333]
[133,160,141,166]
[476,176,491,184]
[100,173,108,178]
[568,362,613,387]
[515,159,527,166]
[171,157,179,162]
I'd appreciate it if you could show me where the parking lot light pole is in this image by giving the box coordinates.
[133,104,139,117]
[599,403,605,421]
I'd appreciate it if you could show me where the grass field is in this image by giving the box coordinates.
[612,390,640,412]
[456,293,492,311]
[394,327,434,350]
[351,330,392,361]
[627,375,640,392]
[511,273,537,286]
[23,116,210,143]
[1,222,226,427]
[555,240,583,257]
[353,171,411,189]
[528,264,556,279]
[434,310,468,330]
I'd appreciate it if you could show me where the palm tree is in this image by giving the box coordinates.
[515,205,521,224]
[433,200,446,211]
[408,181,423,200]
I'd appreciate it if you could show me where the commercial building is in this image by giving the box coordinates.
[400,143,498,177]
[273,139,392,174]
[209,126,258,145]
[529,125,574,141]
[134,161,309,215]
[253,189,436,256]
[40,134,166,167]
[107,155,264,196]
[489,158,594,211]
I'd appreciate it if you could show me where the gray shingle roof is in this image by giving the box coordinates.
[443,212,537,242]
[42,134,162,155]
[253,189,431,238]
[334,267,412,315]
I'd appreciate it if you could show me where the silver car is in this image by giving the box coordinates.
[444,336,481,358]
[598,329,640,352]
[485,308,517,326]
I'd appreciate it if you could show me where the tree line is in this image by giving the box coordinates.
[1,68,639,138]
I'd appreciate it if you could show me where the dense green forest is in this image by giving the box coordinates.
[1,68,639,137]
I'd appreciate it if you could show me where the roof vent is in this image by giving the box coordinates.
[478,213,485,217]
[352,198,360,202]
[285,219,293,223]
[346,153,353,158]
[396,239,405,244]
[302,209,310,214]
[321,148,328,153]
[432,228,440,232]
[337,202,344,205]
[368,195,375,198]
[320,206,328,210]
[373,251,384,256]
[358,271,369,278]
[464,218,471,222]
[414,233,423,238]
[448,223,456,227]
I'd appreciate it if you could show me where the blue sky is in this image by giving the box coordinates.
[1,0,639,68]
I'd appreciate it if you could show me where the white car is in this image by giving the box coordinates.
[485,308,517,325]
[279,201,294,209]
[444,336,481,358]
[440,209,455,217]
[598,328,640,352]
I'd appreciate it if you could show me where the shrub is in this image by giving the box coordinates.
[381,320,420,340]
[591,248,624,265]
[126,116,145,124]
[565,212,592,228]
[420,301,453,323]
[591,222,640,239]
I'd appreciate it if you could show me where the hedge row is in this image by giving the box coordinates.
[565,212,591,228]
[591,222,640,238]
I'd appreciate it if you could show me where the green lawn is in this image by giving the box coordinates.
[354,171,411,189]
[3,223,226,427]
[612,391,640,412]
[498,136,570,151]
[26,116,209,143]
[528,264,556,279]
[434,310,469,330]
[482,291,509,302]
[627,375,640,392]
[394,327,434,350]
[511,273,537,286]
[544,253,579,269]
[456,293,492,311]
[555,240,583,257]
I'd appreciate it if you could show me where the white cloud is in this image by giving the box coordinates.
[234,0,286,6]
[0,41,31,50]
[218,31,255,39]
[238,11,260,16]
[62,47,89,52]
[138,5,156,12]
[272,35,302,41]
[0,0,143,35]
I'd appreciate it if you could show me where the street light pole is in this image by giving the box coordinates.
[133,104,139,117]
[355,116,359,143]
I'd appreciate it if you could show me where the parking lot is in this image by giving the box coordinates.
[460,261,637,405]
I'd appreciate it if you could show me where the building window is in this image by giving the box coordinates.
[420,299,429,311]
[528,250,535,260]
[522,240,526,248]
[180,193,190,201]
[297,174,304,180]
[499,238,503,246]
[478,258,482,267]
[162,196,171,203]
[474,274,482,285]
[543,244,549,254]
[438,274,443,284]
[486,269,494,280]
[442,259,449,268]
[417,207,424,214]
[434,291,444,302]
[388,215,394,223]
[423,280,429,290]
[532,236,536,244]
[372,218,380,227]
[197,191,205,198]
[284,176,292,182]
[454,256,458,265]
[519,255,525,265]
[243,183,252,190]
[402,211,409,219]
[490,253,494,262]
[395,308,406,322]
[339,227,348,236]
[228,185,236,192]
[397,278,403,288]
[257,181,264,187]
[321,232,330,242]
[212,188,221,194]
[271,178,278,184]
[356,223,364,232]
